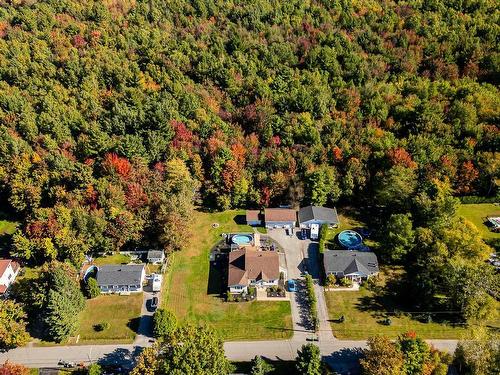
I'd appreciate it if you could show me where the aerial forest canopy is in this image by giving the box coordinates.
[0,0,498,265]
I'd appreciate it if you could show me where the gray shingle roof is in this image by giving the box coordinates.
[298,206,339,224]
[96,265,145,286]
[323,250,378,276]
[147,250,164,259]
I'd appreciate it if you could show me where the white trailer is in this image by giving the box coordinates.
[152,274,162,292]
[310,223,319,240]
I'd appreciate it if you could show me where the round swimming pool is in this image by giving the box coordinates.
[232,234,253,245]
[338,230,363,249]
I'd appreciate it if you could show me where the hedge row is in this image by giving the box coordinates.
[305,274,319,331]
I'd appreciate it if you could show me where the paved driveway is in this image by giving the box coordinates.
[267,230,334,342]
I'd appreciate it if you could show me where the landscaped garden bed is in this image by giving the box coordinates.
[227,287,256,302]
[266,285,286,298]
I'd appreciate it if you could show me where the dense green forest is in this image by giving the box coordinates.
[0,0,498,264]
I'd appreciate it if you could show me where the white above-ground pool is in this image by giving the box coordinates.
[232,234,253,245]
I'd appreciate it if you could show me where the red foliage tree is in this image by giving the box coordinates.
[0,361,29,375]
[125,183,149,210]
[388,148,417,169]
[456,160,479,194]
[103,153,132,178]
[172,120,194,150]
[332,146,343,162]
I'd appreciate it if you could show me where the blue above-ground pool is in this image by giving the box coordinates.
[232,234,253,245]
[338,230,363,249]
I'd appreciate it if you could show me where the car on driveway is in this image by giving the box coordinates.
[287,279,296,292]
[149,296,159,311]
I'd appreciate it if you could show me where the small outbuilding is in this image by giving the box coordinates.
[147,250,165,264]
[264,208,297,229]
[323,250,378,283]
[298,206,339,229]
[246,210,262,226]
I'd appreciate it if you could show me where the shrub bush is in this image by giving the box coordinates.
[339,277,353,287]
[86,277,101,299]
[325,274,336,287]
[305,274,318,331]
[94,322,110,332]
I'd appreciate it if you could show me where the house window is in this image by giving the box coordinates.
[268,279,275,283]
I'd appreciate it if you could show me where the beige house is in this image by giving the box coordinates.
[227,248,286,294]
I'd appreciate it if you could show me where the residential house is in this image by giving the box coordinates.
[298,206,340,229]
[227,248,286,294]
[0,259,20,295]
[147,250,165,264]
[245,210,261,226]
[96,264,146,293]
[264,208,297,229]
[323,250,378,283]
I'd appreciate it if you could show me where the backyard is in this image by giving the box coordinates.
[325,268,500,339]
[78,293,143,344]
[324,207,379,250]
[457,203,500,241]
[163,209,293,341]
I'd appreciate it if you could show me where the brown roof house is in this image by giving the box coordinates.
[227,248,286,294]
[264,208,297,229]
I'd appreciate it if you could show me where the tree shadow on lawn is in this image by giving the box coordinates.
[355,277,414,321]
[355,277,465,326]
[127,317,141,334]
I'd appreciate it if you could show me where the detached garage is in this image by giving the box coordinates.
[264,208,297,229]
[298,206,340,229]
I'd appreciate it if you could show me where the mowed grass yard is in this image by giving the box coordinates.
[78,293,143,344]
[457,203,500,241]
[325,268,500,339]
[163,209,293,341]
[324,208,379,250]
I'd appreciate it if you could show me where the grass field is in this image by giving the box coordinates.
[325,268,499,339]
[457,203,500,241]
[163,209,292,341]
[94,253,132,265]
[78,293,143,344]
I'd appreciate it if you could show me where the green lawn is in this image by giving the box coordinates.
[163,209,292,341]
[325,268,499,339]
[457,203,500,241]
[325,208,379,249]
[94,253,132,265]
[78,293,143,343]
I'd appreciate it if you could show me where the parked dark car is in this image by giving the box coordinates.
[150,296,159,310]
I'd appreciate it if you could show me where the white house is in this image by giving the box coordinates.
[0,259,20,295]
[298,206,340,228]
[96,264,146,293]
[147,250,165,264]
[227,248,286,294]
